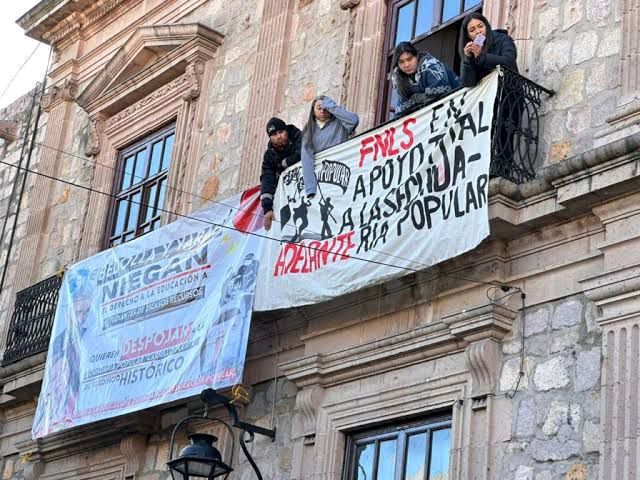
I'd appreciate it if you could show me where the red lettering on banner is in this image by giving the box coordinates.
[120,323,193,360]
[273,231,357,277]
[358,119,417,167]
[400,117,416,149]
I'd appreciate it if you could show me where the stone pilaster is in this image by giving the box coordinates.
[237,0,297,190]
[620,0,640,104]
[339,0,387,131]
[120,434,148,479]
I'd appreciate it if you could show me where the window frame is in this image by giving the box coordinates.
[342,413,453,480]
[376,0,483,123]
[104,121,176,248]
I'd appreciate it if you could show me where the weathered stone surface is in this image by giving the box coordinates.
[572,32,598,64]
[554,70,585,109]
[504,340,522,355]
[586,0,610,24]
[539,8,561,37]
[542,401,581,435]
[574,349,600,391]
[515,465,534,480]
[501,357,532,392]
[534,357,571,391]
[542,39,571,73]
[582,420,600,452]
[552,299,583,329]
[530,437,581,461]
[525,308,550,337]
[516,399,537,437]
[586,62,616,95]
[563,0,583,30]
[566,106,591,134]
[598,27,621,57]
[535,471,553,480]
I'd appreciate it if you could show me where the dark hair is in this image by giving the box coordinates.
[458,12,494,59]
[391,42,420,100]
[302,95,332,150]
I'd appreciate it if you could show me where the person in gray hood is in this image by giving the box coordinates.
[301,95,359,198]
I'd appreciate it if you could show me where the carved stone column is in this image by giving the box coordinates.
[0,79,78,351]
[580,194,640,480]
[444,303,517,480]
[339,0,387,131]
[289,385,325,480]
[237,0,297,190]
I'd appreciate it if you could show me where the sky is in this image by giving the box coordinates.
[0,1,51,110]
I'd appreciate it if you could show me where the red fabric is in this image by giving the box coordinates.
[232,185,263,234]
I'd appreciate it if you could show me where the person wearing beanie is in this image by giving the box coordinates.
[260,117,302,230]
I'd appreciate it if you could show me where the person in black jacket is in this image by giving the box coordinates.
[458,12,518,87]
[260,117,302,230]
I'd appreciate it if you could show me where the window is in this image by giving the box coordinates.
[343,416,452,480]
[107,123,176,246]
[378,0,482,122]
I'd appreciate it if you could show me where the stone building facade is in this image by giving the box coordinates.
[0,0,638,479]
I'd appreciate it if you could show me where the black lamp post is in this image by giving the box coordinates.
[167,388,276,480]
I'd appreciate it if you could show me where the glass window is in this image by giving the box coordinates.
[415,0,435,36]
[344,416,452,480]
[396,2,416,44]
[108,123,176,247]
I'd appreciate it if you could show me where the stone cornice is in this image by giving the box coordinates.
[281,303,516,388]
[17,0,131,45]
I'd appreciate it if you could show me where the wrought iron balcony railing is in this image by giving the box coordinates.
[1,274,62,367]
[490,66,555,184]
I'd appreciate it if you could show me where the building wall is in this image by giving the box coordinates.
[0,0,639,479]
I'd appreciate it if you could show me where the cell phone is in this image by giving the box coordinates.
[474,33,486,46]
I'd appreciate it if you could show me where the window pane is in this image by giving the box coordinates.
[121,155,134,191]
[133,149,148,185]
[442,0,460,23]
[157,178,167,212]
[464,0,481,9]
[144,184,158,222]
[415,0,434,36]
[395,2,416,45]
[405,433,427,480]
[377,439,397,480]
[113,200,127,235]
[127,192,141,231]
[428,428,451,479]
[161,134,175,170]
[149,141,164,176]
[355,444,375,480]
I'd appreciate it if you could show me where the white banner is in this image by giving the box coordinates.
[254,73,499,310]
[33,188,263,438]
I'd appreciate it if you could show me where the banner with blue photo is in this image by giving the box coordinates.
[32,188,263,438]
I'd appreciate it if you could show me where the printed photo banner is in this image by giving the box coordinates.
[254,72,499,310]
[33,188,263,438]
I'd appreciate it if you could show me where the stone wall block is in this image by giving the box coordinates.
[551,299,583,330]
[574,349,600,391]
[534,356,571,391]
[524,307,550,337]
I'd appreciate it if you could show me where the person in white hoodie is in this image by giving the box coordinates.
[300,95,359,198]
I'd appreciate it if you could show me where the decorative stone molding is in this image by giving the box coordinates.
[41,79,78,112]
[0,120,19,142]
[85,116,106,157]
[23,460,45,480]
[443,303,517,342]
[182,61,205,101]
[293,385,324,442]
[119,434,148,478]
[464,339,501,409]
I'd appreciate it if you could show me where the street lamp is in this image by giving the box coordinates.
[167,388,276,480]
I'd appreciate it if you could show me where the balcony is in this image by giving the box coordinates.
[1,274,62,367]
[489,67,554,184]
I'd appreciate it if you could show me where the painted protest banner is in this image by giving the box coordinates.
[254,72,499,310]
[32,188,263,438]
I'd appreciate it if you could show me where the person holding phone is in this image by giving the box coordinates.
[458,12,518,87]
[391,41,460,118]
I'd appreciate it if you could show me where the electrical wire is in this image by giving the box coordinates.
[0,44,42,100]
[0,156,516,291]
